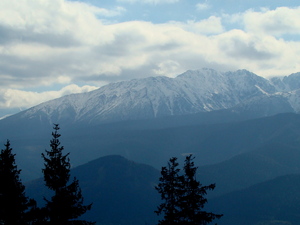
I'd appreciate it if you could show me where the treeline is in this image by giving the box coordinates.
[0,124,94,225]
[0,124,222,225]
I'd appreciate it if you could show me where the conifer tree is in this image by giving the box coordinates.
[0,140,36,225]
[155,155,222,225]
[155,157,183,224]
[42,124,94,225]
[179,155,222,225]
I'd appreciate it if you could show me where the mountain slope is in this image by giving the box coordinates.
[26,155,161,225]
[7,112,300,182]
[208,174,300,225]
[199,142,300,198]
[26,154,300,225]
[9,68,284,125]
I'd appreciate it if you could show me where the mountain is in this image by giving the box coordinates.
[2,68,300,182]
[8,68,298,126]
[4,112,300,183]
[26,155,161,225]
[26,154,300,225]
[199,142,300,198]
[271,72,300,92]
[3,68,300,224]
[208,174,300,225]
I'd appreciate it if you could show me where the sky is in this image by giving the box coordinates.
[1,0,300,117]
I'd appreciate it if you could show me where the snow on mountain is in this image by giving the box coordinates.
[271,72,300,92]
[14,68,300,124]
[286,89,300,112]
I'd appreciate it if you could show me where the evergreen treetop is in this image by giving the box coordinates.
[42,124,94,225]
[155,155,222,225]
[42,124,70,191]
[0,140,36,225]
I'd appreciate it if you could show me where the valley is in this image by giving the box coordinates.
[1,68,300,224]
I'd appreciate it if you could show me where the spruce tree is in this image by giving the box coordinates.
[179,155,222,225]
[0,140,36,225]
[42,124,94,225]
[155,157,183,225]
[155,155,222,225]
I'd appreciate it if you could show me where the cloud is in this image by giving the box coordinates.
[1,1,300,112]
[0,84,98,109]
[117,0,179,4]
[231,6,300,36]
[213,29,300,76]
[0,0,124,47]
[218,30,277,60]
[196,2,211,11]
[169,16,224,34]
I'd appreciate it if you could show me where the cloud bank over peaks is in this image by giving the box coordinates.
[1,0,300,114]
[0,84,98,109]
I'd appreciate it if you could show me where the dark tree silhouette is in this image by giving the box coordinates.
[155,157,183,224]
[0,140,36,225]
[155,155,222,225]
[42,124,94,225]
[179,155,223,224]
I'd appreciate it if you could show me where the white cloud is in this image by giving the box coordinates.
[169,16,224,34]
[1,1,300,111]
[0,84,98,109]
[117,0,179,4]
[231,7,300,36]
[196,2,211,11]
[153,60,181,77]
[212,29,300,76]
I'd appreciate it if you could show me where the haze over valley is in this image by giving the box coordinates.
[1,68,300,224]
[1,1,300,224]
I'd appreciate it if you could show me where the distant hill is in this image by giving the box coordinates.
[208,174,300,225]
[26,154,300,225]
[26,155,161,225]
[3,112,300,182]
[199,142,300,197]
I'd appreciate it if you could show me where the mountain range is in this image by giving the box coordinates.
[2,68,300,224]
[1,68,300,179]
[26,152,300,225]
[9,68,300,125]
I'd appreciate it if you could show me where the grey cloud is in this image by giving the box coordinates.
[77,64,159,84]
[219,38,278,61]
[0,25,20,45]
[0,24,80,47]
[0,49,82,89]
[21,31,80,48]
[97,32,146,57]
[144,41,183,52]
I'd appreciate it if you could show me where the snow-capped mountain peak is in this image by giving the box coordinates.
[16,68,300,124]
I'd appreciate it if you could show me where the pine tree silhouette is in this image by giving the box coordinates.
[179,155,222,225]
[155,157,183,224]
[155,155,222,225]
[0,140,36,225]
[42,124,94,225]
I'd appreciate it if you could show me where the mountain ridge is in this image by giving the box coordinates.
[26,154,300,225]
[8,68,300,125]
[26,155,161,225]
